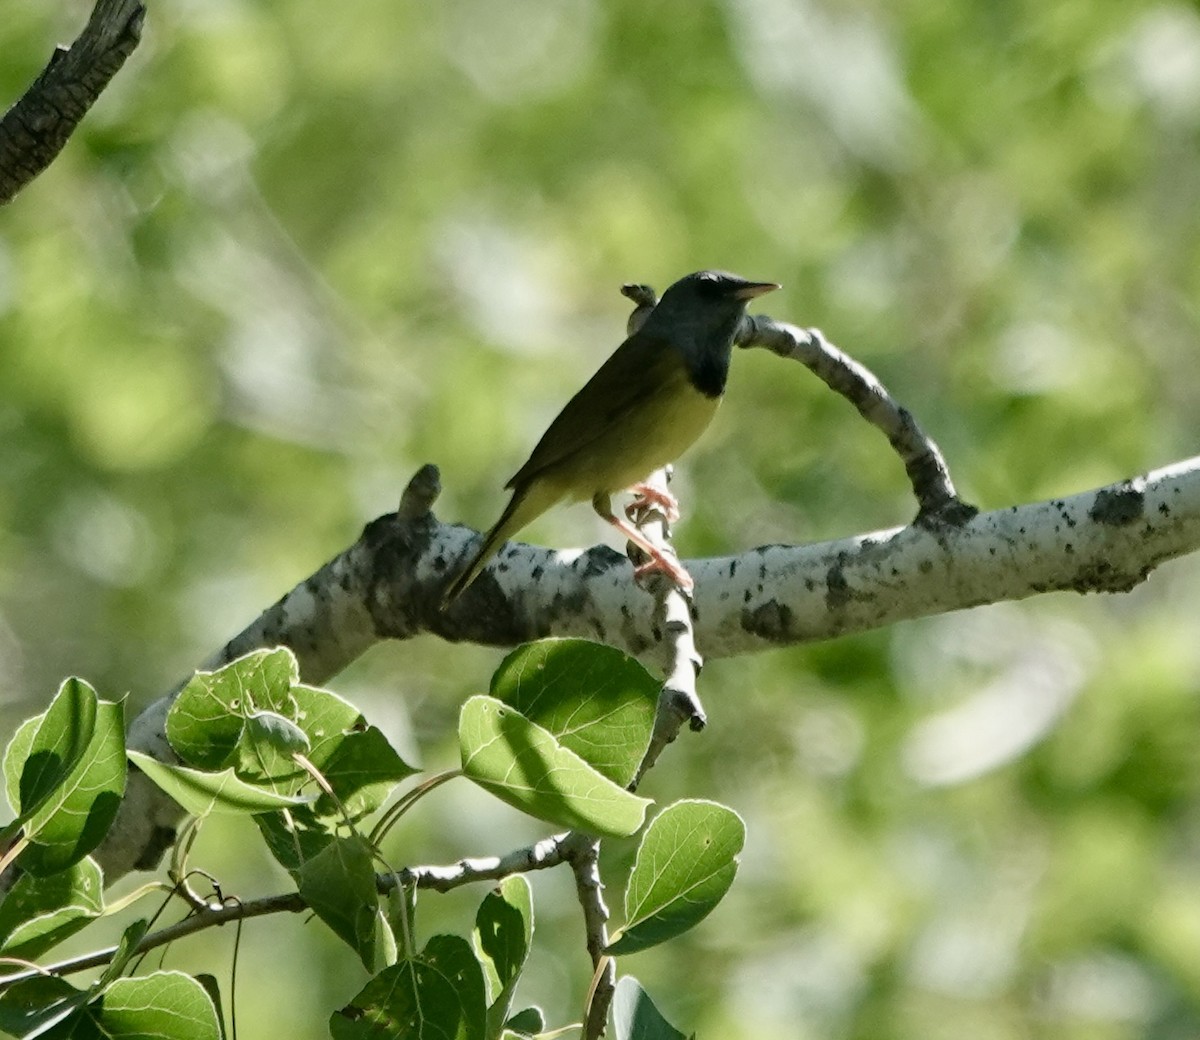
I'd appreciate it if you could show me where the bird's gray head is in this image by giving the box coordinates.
[641,270,779,396]
[648,270,778,334]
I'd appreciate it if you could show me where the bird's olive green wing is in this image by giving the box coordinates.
[505,331,683,489]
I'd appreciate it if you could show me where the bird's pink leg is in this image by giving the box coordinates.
[594,493,694,591]
[625,482,681,523]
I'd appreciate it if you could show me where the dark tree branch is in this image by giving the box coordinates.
[0,0,145,205]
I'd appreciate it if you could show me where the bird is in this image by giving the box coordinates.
[441,269,779,606]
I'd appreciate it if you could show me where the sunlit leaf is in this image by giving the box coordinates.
[128,750,314,816]
[93,971,222,1040]
[4,678,97,823]
[459,696,650,838]
[490,639,658,785]
[315,725,419,819]
[167,648,299,769]
[16,699,127,877]
[607,800,744,955]
[0,856,104,959]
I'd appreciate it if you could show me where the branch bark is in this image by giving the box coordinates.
[85,452,1200,888]
[9,273,1196,904]
[0,0,145,205]
[199,454,1200,669]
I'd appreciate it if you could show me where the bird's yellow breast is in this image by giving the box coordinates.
[558,371,719,501]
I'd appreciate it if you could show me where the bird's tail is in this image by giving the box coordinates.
[441,483,555,608]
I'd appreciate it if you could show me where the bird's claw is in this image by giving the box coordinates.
[633,553,694,592]
[626,483,681,523]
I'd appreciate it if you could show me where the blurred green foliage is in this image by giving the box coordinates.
[4,0,1200,1036]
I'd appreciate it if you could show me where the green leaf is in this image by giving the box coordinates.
[329,934,486,1040]
[167,654,418,814]
[371,906,398,973]
[193,975,226,1040]
[502,1006,544,1036]
[167,648,299,769]
[297,835,380,971]
[253,808,337,875]
[316,725,419,819]
[128,751,314,816]
[611,977,687,1040]
[0,718,38,848]
[0,975,90,1039]
[607,800,745,956]
[234,712,308,795]
[284,684,362,768]
[459,696,650,838]
[490,640,658,786]
[93,971,222,1040]
[99,919,151,988]
[4,678,97,823]
[473,875,533,1037]
[0,967,221,1040]
[246,710,311,755]
[16,699,127,877]
[0,856,104,958]
[386,878,419,962]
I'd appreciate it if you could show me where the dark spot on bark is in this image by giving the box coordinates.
[918,559,933,574]
[1072,560,1146,594]
[581,545,628,578]
[1090,484,1144,526]
[826,558,850,611]
[742,600,793,642]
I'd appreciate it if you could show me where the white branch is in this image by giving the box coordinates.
[58,278,1200,891]
[82,455,1200,888]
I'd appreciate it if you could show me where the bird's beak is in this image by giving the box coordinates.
[732,281,781,301]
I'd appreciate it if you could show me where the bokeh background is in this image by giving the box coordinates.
[5,0,1200,1037]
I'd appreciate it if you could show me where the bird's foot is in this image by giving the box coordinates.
[626,483,680,523]
[633,553,694,592]
[600,509,694,593]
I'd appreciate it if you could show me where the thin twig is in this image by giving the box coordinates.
[390,832,572,893]
[564,833,615,1040]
